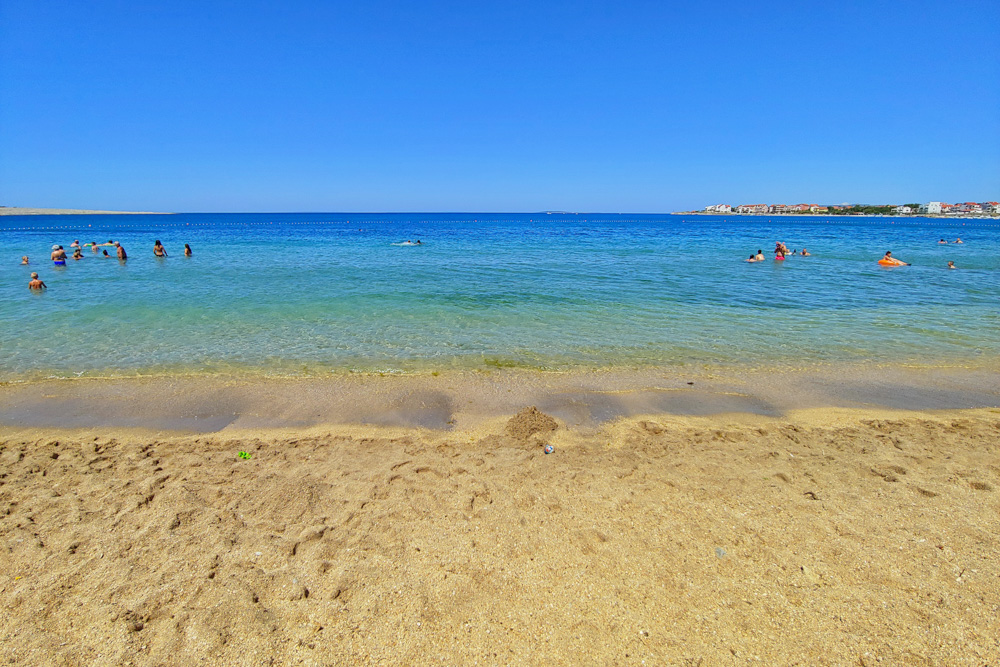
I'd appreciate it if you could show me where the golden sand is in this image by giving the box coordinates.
[1,398,998,665]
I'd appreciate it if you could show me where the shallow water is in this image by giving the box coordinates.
[1,213,997,379]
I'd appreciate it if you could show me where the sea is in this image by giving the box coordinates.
[1,213,998,380]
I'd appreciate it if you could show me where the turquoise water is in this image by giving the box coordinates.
[1,213,998,379]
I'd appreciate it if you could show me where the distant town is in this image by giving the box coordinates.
[698,201,1000,216]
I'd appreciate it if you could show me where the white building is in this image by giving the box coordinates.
[918,202,944,214]
[893,205,913,215]
[704,204,732,213]
[736,204,769,214]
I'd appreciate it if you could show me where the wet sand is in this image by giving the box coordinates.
[1,367,999,665]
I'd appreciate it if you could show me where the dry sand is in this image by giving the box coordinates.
[2,394,999,665]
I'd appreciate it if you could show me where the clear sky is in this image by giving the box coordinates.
[1,0,997,212]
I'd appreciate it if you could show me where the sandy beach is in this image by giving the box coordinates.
[1,368,998,665]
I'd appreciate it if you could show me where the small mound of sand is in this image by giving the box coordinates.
[505,406,558,440]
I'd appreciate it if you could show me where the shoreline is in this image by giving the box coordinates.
[2,362,998,435]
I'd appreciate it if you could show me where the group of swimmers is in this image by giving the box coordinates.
[26,239,193,290]
[745,239,964,269]
[745,242,810,262]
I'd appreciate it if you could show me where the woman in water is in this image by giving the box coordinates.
[184,243,192,257]
[947,261,956,269]
[20,256,28,265]
[745,254,757,262]
[881,251,909,266]
[153,240,168,257]
[73,248,83,260]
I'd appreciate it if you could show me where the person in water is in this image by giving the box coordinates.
[184,243,192,257]
[21,256,29,265]
[801,248,811,256]
[947,261,956,269]
[755,249,765,261]
[938,238,948,244]
[102,250,110,257]
[955,238,963,244]
[745,254,757,262]
[115,242,127,260]
[73,248,83,260]
[153,240,167,257]
[28,272,47,290]
[51,245,67,264]
[70,240,80,248]
[881,251,909,266]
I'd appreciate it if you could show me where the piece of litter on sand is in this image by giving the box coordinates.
[715,547,727,559]
[544,445,554,454]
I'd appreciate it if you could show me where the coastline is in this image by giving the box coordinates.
[0,207,172,215]
[674,211,1000,219]
[2,362,999,434]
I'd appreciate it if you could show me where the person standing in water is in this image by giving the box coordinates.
[184,244,192,256]
[116,242,127,260]
[153,240,167,257]
[51,245,67,264]
[28,272,47,290]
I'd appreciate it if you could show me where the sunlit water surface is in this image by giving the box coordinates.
[2,213,997,379]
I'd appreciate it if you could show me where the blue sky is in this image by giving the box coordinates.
[1,0,997,212]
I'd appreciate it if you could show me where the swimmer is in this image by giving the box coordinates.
[947,261,956,269]
[115,242,127,260]
[102,250,110,257]
[955,238,963,244]
[184,243,192,257]
[73,248,83,260]
[938,238,947,244]
[755,249,765,261]
[90,241,100,252]
[745,254,757,262]
[51,245,67,264]
[28,272,47,290]
[153,239,167,257]
[70,239,80,248]
[21,256,28,265]
[881,251,909,266]
[801,248,811,256]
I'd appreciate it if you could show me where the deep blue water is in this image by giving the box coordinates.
[1,212,997,379]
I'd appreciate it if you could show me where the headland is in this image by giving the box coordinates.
[0,207,171,215]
